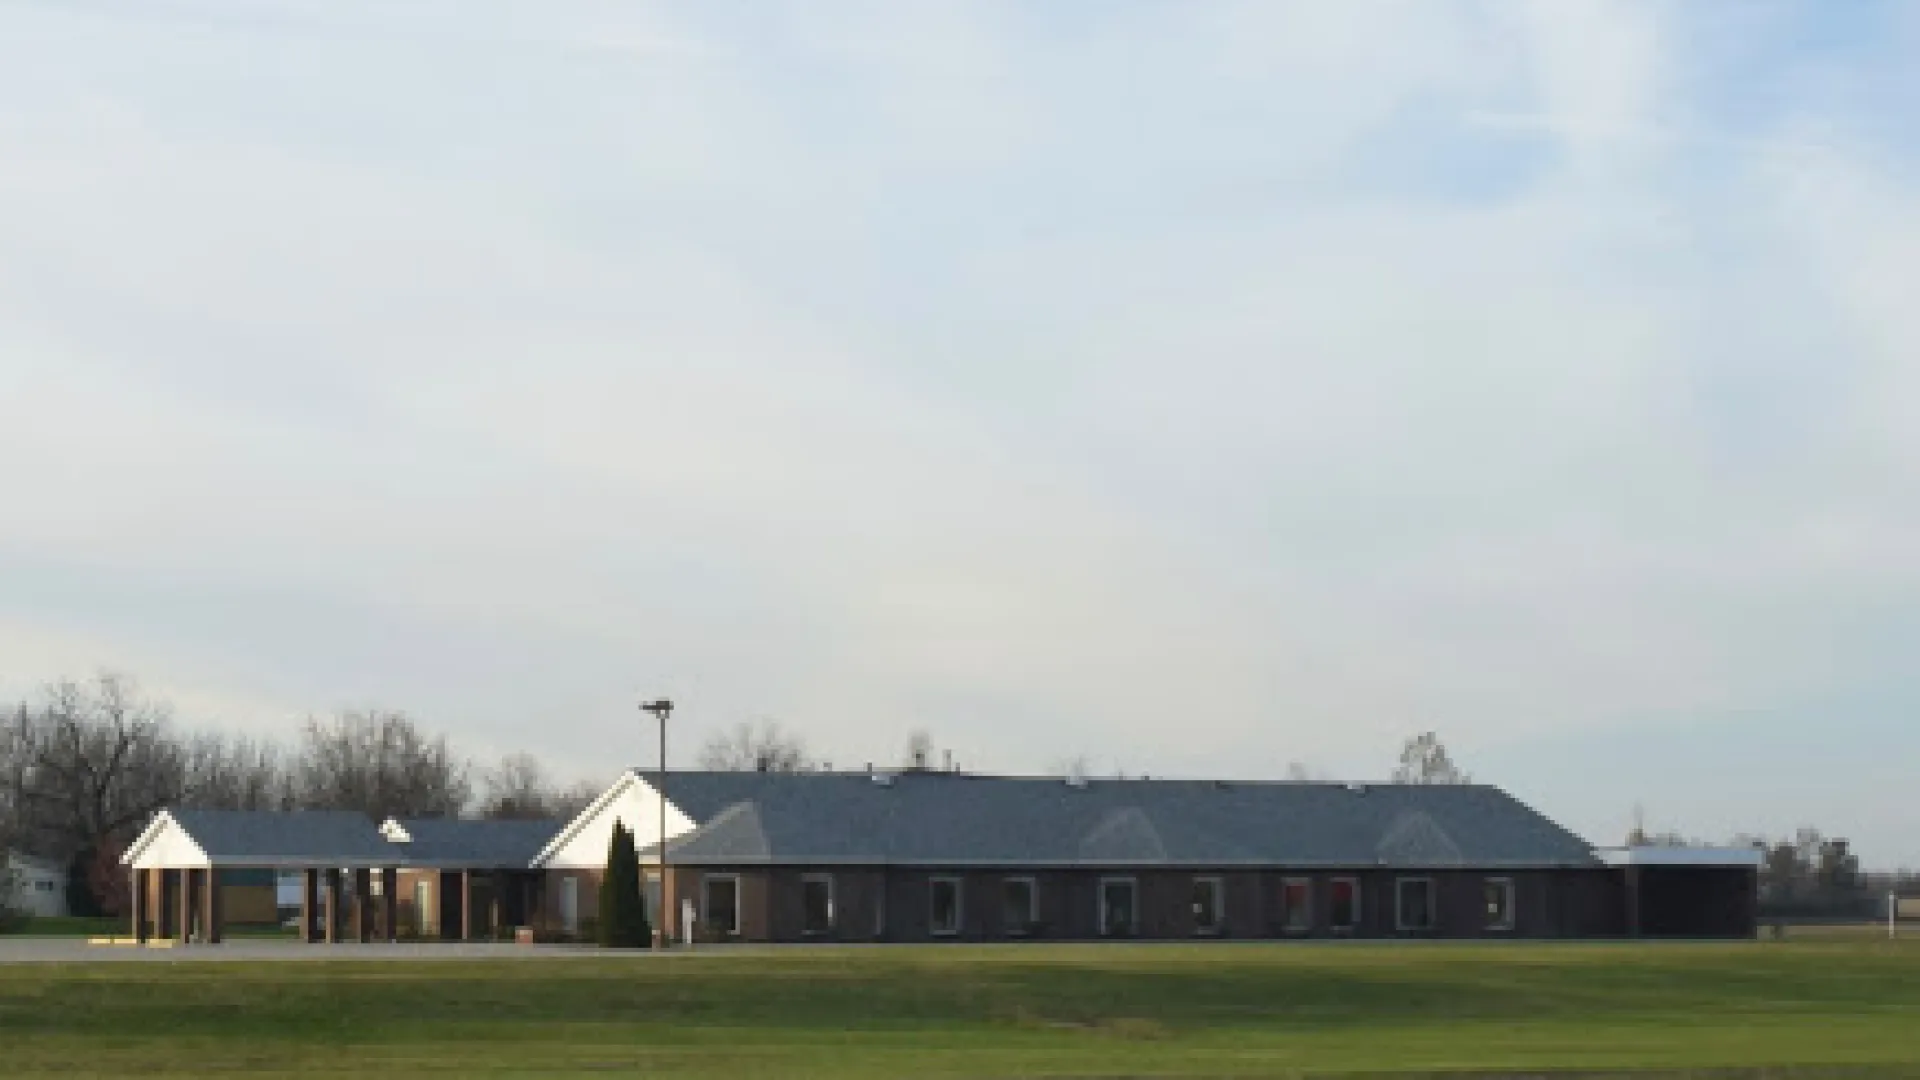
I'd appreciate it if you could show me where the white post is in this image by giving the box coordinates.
[1891,892,1899,941]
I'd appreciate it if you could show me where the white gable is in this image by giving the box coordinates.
[122,811,213,870]
[535,771,699,870]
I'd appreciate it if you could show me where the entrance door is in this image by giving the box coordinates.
[559,876,580,935]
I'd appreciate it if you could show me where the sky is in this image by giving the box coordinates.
[2,0,1917,868]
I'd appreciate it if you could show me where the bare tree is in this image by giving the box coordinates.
[903,730,936,771]
[1,674,194,916]
[0,703,33,858]
[548,779,602,822]
[15,674,191,857]
[291,709,471,819]
[479,752,587,819]
[1391,731,1470,785]
[180,733,295,811]
[1047,755,1094,781]
[697,720,812,773]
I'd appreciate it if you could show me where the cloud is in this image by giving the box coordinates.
[2,1,1918,865]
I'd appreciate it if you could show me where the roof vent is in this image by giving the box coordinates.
[872,772,895,788]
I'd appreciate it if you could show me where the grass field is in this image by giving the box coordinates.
[1,936,1917,1077]
[10,915,292,939]
[9,915,124,936]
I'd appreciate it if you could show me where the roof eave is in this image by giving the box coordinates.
[530,768,644,869]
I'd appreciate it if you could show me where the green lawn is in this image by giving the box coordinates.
[1,938,1917,1077]
[9,915,293,939]
[9,915,123,937]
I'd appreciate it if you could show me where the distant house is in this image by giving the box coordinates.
[119,770,1761,945]
[3,850,71,919]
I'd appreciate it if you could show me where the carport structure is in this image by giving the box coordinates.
[1601,845,1765,939]
[379,816,561,941]
[122,809,405,944]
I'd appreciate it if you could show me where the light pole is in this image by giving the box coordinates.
[641,698,673,946]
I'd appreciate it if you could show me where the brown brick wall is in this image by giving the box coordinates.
[672,866,1633,944]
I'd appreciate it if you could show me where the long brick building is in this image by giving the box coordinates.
[122,768,1760,944]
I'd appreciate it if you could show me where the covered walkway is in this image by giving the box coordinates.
[121,809,510,945]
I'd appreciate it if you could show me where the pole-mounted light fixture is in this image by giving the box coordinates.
[640,698,673,946]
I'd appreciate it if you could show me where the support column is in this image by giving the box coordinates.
[175,869,193,944]
[381,868,398,943]
[130,868,147,943]
[489,873,501,941]
[662,868,675,944]
[324,869,340,944]
[301,869,318,943]
[353,868,373,943]
[203,868,223,945]
[460,870,473,941]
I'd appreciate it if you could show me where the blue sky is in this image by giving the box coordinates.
[2,1,1918,867]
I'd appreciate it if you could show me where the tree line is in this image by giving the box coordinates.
[23,671,1883,925]
[0,673,599,918]
[1628,817,1905,917]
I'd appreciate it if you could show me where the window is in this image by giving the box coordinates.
[703,875,741,937]
[1192,877,1224,935]
[1099,877,1138,937]
[929,877,963,936]
[1002,877,1038,935]
[1396,877,1436,933]
[35,881,54,893]
[1330,877,1360,932]
[802,875,835,936]
[1484,878,1515,931]
[1279,878,1312,933]
[644,872,663,929]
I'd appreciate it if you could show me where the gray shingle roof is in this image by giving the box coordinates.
[166,809,397,866]
[639,771,1598,869]
[389,818,563,868]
